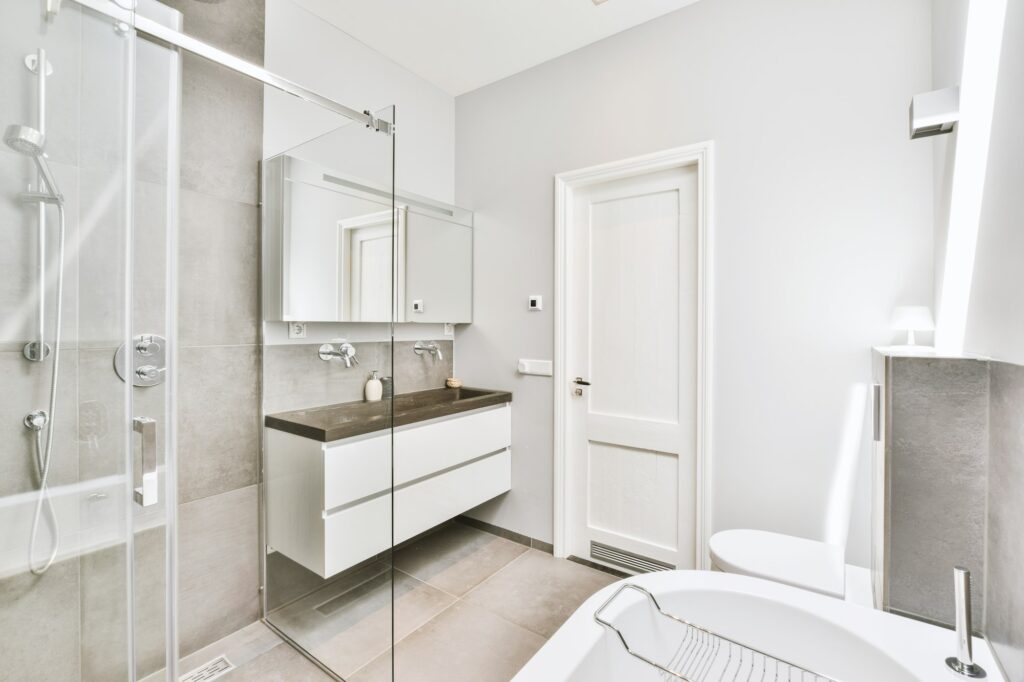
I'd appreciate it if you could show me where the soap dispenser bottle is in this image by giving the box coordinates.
[365,370,383,402]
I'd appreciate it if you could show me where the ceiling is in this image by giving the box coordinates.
[291,0,703,96]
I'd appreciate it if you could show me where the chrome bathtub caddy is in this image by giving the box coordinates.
[594,583,837,682]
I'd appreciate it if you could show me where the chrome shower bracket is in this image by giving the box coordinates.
[44,0,62,22]
[24,53,54,76]
[363,110,393,136]
[114,334,167,387]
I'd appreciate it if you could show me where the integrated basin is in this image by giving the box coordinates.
[264,386,512,442]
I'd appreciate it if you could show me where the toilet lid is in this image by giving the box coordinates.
[708,529,846,598]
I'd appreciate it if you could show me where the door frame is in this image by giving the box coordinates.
[552,141,714,569]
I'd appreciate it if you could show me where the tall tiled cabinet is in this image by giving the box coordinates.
[871,350,988,627]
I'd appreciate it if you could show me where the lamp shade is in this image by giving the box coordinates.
[891,305,935,331]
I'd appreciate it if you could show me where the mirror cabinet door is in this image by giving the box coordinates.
[263,155,472,324]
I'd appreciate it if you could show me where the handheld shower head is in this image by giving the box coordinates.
[4,124,45,156]
[4,124,63,204]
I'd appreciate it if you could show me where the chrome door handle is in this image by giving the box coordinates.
[573,377,591,386]
[133,417,158,507]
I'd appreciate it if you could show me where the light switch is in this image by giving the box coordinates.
[517,359,553,376]
[528,295,542,311]
[288,322,307,339]
[413,300,425,313]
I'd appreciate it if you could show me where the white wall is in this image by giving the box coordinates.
[454,0,934,566]
[262,0,455,202]
[930,0,969,320]
[963,0,1024,363]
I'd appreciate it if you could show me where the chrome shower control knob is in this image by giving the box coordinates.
[136,365,162,381]
[23,410,48,431]
[135,336,160,356]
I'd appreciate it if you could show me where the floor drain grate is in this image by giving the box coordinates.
[180,655,235,682]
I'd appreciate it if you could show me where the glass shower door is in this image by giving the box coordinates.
[0,2,179,680]
[260,104,397,680]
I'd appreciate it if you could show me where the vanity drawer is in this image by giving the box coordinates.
[395,448,511,543]
[324,493,392,577]
[394,405,511,485]
[323,432,391,510]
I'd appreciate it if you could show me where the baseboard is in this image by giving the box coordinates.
[456,515,554,554]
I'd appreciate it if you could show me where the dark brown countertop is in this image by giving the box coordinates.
[264,386,512,442]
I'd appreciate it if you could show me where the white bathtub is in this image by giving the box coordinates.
[514,570,1004,682]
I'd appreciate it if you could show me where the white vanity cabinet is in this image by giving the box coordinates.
[265,404,511,578]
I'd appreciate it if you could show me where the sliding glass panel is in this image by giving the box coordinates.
[0,2,183,680]
[261,106,396,680]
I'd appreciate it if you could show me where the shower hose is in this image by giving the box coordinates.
[28,202,65,576]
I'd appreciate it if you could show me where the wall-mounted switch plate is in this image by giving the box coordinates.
[413,300,425,313]
[288,322,307,339]
[517,358,553,376]
[443,323,455,336]
[529,295,543,311]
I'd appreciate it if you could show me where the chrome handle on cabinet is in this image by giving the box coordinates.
[133,417,158,507]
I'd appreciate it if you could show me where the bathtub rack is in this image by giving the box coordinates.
[594,583,838,682]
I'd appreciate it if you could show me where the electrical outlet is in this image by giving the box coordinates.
[288,322,307,339]
[443,323,455,336]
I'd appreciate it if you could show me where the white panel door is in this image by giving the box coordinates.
[568,164,698,569]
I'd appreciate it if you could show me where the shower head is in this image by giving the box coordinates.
[4,124,45,156]
[4,124,63,204]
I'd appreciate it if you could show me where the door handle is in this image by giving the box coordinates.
[573,377,591,386]
[133,417,158,507]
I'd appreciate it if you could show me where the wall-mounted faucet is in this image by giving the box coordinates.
[414,341,443,361]
[319,341,359,368]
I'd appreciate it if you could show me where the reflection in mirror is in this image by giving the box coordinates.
[262,154,472,324]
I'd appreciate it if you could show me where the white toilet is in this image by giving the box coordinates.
[708,529,846,598]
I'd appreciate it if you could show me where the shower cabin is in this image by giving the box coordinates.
[0,0,399,679]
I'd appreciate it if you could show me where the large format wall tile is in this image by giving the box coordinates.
[887,357,988,626]
[178,345,260,503]
[263,342,391,414]
[178,56,263,206]
[393,341,454,394]
[986,361,1024,681]
[263,341,453,414]
[162,0,265,65]
[79,528,167,681]
[179,485,260,656]
[0,350,79,497]
[0,558,81,681]
[178,189,259,347]
[0,154,83,351]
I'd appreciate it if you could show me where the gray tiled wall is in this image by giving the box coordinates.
[885,357,988,626]
[986,361,1024,680]
[160,0,266,660]
[263,340,454,414]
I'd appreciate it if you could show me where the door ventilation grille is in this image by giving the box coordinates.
[591,541,674,574]
[180,655,235,682]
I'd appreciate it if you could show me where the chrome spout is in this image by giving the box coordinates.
[945,566,986,678]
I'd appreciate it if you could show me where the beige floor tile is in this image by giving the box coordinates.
[350,601,545,682]
[172,621,281,680]
[394,522,528,597]
[270,565,453,678]
[464,550,618,638]
[220,643,333,681]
